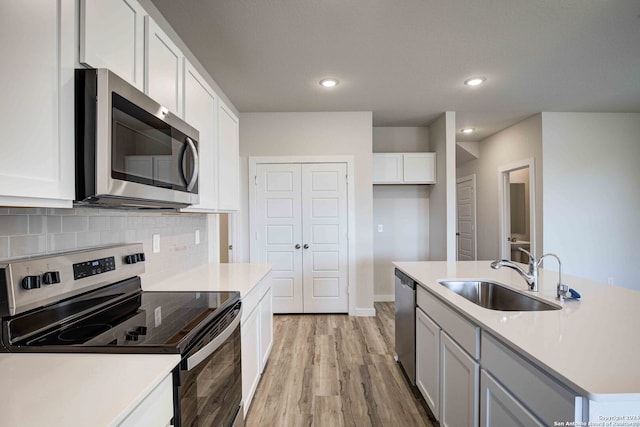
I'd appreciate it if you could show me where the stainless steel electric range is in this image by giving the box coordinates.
[0,243,243,427]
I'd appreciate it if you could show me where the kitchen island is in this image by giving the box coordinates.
[394,261,640,425]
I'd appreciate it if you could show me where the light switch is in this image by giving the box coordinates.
[377,224,384,232]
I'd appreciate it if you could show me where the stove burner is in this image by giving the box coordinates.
[58,324,112,343]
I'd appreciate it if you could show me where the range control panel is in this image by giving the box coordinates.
[73,256,116,280]
[0,243,146,317]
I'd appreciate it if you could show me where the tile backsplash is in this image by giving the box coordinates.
[0,207,208,284]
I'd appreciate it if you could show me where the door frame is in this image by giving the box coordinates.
[456,174,477,261]
[498,158,536,260]
[248,156,356,316]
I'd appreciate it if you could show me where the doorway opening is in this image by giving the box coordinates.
[218,213,237,263]
[498,158,536,261]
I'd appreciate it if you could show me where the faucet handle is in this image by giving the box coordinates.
[518,247,535,262]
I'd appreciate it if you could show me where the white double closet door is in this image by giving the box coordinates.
[255,163,348,313]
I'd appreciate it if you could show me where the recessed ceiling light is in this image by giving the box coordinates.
[464,77,486,87]
[461,128,475,134]
[320,78,339,88]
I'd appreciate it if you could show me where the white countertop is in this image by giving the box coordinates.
[0,353,179,427]
[142,262,272,296]
[393,261,640,401]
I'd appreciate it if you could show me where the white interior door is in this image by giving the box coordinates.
[457,176,476,261]
[255,164,303,313]
[301,163,349,313]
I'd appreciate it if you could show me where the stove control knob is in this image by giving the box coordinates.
[42,271,61,285]
[21,275,41,290]
[124,255,138,265]
[136,253,146,262]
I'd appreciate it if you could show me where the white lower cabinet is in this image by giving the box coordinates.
[440,332,479,427]
[480,370,542,427]
[416,307,440,419]
[241,304,260,418]
[119,373,174,427]
[259,287,274,370]
[241,277,273,418]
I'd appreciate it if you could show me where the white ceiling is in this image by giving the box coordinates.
[150,0,640,141]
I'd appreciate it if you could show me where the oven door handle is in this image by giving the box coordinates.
[186,306,242,371]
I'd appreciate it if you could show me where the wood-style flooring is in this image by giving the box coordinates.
[246,302,435,427]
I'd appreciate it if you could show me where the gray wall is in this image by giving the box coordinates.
[238,112,374,312]
[372,127,430,300]
[0,208,208,286]
[542,112,640,290]
[457,114,543,260]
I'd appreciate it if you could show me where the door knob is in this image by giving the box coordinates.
[303,244,309,249]
[295,244,301,249]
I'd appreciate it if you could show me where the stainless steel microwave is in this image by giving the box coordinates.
[75,68,199,209]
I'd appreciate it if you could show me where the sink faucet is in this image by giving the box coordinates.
[491,249,566,298]
[491,248,538,291]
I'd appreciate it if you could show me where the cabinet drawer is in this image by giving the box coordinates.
[417,286,480,359]
[481,332,583,426]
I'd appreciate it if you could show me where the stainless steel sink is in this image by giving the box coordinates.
[438,280,561,311]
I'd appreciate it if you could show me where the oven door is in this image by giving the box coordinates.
[175,303,243,427]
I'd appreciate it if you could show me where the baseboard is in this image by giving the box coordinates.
[351,307,376,317]
[374,294,395,302]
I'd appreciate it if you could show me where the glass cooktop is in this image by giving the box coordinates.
[4,279,239,354]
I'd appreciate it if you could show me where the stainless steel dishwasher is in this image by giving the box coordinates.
[395,268,416,384]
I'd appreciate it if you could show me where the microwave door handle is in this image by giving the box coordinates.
[185,306,242,371]
[185,137,199,192]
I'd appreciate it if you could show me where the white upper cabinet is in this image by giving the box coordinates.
[403,153,436,183]
[218,102,240,211]
[372,153,403,183]
[0,0,75,208]
[181,61,218,212]
[145,17,183,117]
[372,152,436,184]
[79,0,145,90]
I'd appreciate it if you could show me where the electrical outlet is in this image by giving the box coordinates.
[377,224,384,233]
[154,306,162,327]
[195,229,200,245]
[152,234,160,253]
[608,277,614,285]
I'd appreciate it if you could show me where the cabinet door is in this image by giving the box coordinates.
[80,0,145,90]
[480,370,542,427]
[372,153,403,183]
[241,306,260,418]
[416,308,441,420]
[403,153,435,183]
[119,374,174,427]
[218,102,240,210]
[259,287,273,371]
[145,17,183,116]
[0,0,74,207]
[440,332,479,427]
[182,60,218,211]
